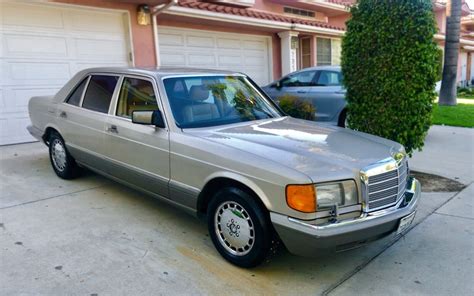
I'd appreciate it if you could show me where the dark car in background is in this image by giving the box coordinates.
[262,66,348,127]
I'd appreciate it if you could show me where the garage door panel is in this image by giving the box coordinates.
[70,12,125,35]
[0,116,33,144]
[244,55,266,66]
[0,89,4,109]
[159,33,185,46]
[1,2,131,145]
[75,38,127,60]
[158,27,271,85]
[243,40,266,51]
[217,38,241,49]
[188,54,216,66]
[186,35,215,48]
[218,55,242,66]
[2,5,64,30]
[5,62,70,85]
[159,52,186,66]
[2,88,60,112]
[3,34,68,58]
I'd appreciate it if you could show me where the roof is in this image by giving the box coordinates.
[176,0,345,31]
[326,0,355,6]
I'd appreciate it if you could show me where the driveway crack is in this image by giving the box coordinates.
[0,184,107,210]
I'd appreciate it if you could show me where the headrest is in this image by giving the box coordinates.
[189,85,209,101]
[139,85,154,97]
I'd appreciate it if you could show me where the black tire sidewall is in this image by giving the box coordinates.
[338,109,347,127]
[207,187,272,268]
[48,132,78,179]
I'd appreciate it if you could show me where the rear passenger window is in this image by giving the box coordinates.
[66,77,88,106]
[82,75,119,113]
[116,77,158,118]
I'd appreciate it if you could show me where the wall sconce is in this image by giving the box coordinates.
[137,4,151,26]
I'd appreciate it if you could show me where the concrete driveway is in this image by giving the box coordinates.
[0,125,472,295]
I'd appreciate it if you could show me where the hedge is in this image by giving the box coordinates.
[341,0,440,155]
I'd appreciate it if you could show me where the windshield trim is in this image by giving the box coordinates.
[161,74,283,129]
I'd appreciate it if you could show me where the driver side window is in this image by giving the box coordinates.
[116,77,158,118]
[280,71,316,87]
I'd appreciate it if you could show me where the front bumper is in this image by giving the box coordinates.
[271,177,421,257]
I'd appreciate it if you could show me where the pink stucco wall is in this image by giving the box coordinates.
[54,0,157,67]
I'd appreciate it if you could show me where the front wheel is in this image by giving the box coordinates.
[207,187,275,268]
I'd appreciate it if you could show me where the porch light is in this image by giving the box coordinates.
[137,4,151,26]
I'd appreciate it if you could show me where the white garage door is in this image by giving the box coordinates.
[0,2,132,145]
[157,27,271,85]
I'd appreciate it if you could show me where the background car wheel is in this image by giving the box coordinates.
[338,109,348,128]
[207,187,276,268]
[48,132,79,179]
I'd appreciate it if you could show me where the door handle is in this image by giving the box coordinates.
[59,111,67,118]
[297,90,307,93]
[107,125,118,134]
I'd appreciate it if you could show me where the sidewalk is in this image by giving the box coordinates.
[328,184,474,296]
[434,97,474,104]
[410,125,474,184]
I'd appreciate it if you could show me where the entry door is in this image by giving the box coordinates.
[300,37,312,69]
[103,76,170,198]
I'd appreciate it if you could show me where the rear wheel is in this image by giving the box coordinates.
[207,187,275,268]
[338,109,348,128]
[48,132,79,179]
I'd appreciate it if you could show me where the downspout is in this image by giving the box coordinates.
[151,0,178,67]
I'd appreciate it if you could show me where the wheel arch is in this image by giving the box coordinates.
[197,172,271,218]
[42,124,62,145]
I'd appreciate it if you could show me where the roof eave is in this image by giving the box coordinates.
[164,6,345,36]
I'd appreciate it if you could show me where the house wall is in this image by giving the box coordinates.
[53,0,157,67]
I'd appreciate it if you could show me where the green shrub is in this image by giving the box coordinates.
[278,94,316,120]
[341,0,440,155]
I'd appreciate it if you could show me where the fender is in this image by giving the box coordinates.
[203,171,273,209]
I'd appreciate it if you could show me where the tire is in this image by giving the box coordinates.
[207,187,276,268]
[338,109,348,128]
[48,131,79,179]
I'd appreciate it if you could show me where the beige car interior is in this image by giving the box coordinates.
[182,85,220,123]
[117,79,158,118]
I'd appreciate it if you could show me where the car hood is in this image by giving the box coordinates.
[185,117,404,182]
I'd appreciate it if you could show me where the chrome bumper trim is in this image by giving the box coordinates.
[271,177,420,239]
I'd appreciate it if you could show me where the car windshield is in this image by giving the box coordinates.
[163,75,282,128]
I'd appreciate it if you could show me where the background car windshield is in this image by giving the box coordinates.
[163,76,282,128]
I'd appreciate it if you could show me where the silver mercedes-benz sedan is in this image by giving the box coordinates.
[28,67,420,267]
[261,66,347,127]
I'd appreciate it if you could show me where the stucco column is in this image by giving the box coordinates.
[278,31,299,76]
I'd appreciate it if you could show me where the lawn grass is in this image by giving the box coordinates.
[432,103,474,128]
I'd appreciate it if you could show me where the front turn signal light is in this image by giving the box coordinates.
[286,184,316,213]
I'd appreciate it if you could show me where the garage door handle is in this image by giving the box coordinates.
[107,125,118,134]
[59,111,67,118]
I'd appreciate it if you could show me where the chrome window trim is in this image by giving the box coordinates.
[80,73,121,114]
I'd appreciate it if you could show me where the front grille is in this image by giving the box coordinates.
[366,158,408,211]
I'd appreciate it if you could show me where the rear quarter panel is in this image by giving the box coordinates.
[28,95,58,136]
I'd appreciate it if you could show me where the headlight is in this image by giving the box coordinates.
[315,180,358,210]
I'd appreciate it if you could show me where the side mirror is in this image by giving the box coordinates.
[132,110,165,128]
[275,81,281,89]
